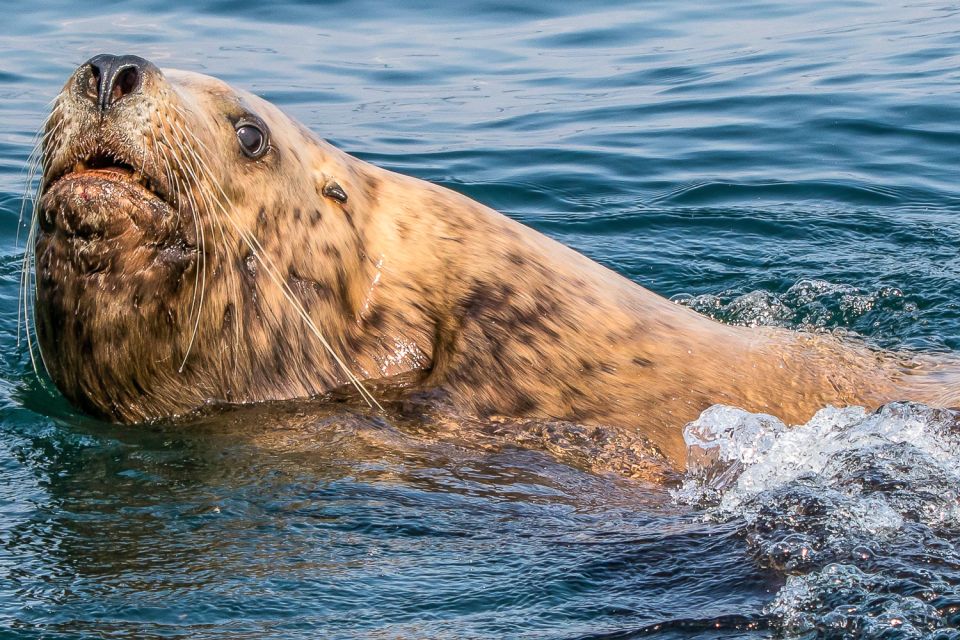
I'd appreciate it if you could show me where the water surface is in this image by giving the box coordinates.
[1,1,960,637]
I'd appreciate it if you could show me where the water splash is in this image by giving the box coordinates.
[675,402,960,637]
[671,279,916,341]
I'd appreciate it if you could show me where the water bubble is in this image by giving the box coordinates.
[675,401,960,636]
[672,278,920,347]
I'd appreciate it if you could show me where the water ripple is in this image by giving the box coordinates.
[2,0,960,637]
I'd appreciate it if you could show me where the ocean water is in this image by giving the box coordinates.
[2,1,960,638]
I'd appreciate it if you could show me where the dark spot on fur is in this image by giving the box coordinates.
[257,206,267,227]
[79,334,93,358]
[632,356,653,367]
[244,251,257,278]
[293,208,301,221]
[461,280,510,320]
[564,384,587,401]
[365,306,386,330]
[510,393,538,414]
[362,176,380,207]
[311,209,322,224]
[322,244,341,260]
[335,267,352,316]
[340,204,357,233]
[222,303,234,332]
[507,252,526,266]
[287,269,332,304]
[270,339,289,373]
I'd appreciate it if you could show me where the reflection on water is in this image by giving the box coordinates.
[3,401,761,638]
[1,0,960,637]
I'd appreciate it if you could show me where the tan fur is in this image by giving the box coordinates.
[34,60,960,467]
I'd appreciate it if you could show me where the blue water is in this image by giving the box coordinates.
[2,1,960,638]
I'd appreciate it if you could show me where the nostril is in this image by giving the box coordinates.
[86,64,101,101]
[111,66,139,105]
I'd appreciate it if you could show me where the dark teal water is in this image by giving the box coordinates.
[2,1,960,638]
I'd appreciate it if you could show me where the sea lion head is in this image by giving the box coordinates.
[33,54,412,422]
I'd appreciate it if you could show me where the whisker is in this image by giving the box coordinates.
[168,114,266,378]
[162,119,212,372]
[167,112,273,340]
[170,117,382,410]
[155,126,202,335]
[17,114,63,380]
[177,132,356,361]
[174,134,242,374]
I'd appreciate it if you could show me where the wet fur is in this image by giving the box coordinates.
[31,62,960,465]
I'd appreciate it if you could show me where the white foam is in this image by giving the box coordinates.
[671,278,915,333]
[675,401,960,634]
[677,402,960,520]
[768,564,943,637]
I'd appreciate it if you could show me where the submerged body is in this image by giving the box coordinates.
[31,55,959,467]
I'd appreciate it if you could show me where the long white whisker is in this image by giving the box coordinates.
[170,117,381,410]
[155,128,202,335]
[166,131,209,372]
[168,113,274,376]
[174,133,240,373]
[17,114,63,379]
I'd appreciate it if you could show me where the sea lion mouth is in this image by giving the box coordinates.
[39,144,194,255]
[44,146,173,211]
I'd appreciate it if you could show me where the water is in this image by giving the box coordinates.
[678,403,960,637]
[2,0,960,637]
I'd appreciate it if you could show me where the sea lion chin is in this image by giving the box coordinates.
[29,53,960,465]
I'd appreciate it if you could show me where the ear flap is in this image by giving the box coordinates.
[322,180,348,203]
[315,171,348,204]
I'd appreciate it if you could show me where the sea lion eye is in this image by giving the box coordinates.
[235,121,268,158]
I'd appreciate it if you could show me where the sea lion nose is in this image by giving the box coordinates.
[81,54,154,111]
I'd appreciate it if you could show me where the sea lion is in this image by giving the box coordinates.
[28,54,960,466]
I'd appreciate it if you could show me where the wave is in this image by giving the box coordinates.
[676,401,960,636]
